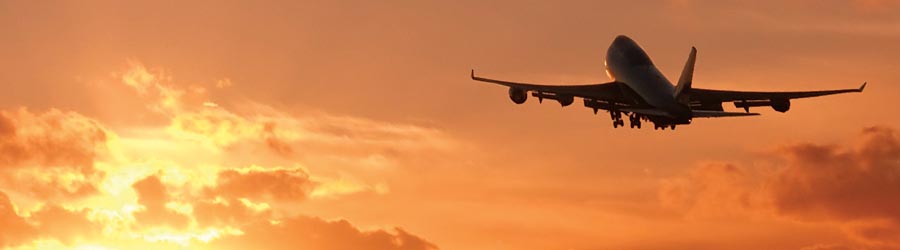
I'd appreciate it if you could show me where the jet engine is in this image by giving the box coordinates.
[557,95,574,106]
[508,87,527,104]
[771,98,790,112]
[734,99,791,112]
[532,92,574,107]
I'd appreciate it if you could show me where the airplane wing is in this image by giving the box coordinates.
[471,70,627,102]
[692,82,866,102]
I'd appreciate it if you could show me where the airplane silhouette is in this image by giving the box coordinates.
[472,35,865,130]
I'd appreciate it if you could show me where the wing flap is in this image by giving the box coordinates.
[620,108,674,118]
[692,110,760,118]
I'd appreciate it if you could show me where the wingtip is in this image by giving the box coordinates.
[859,81,867,92]
[470,69,475,79]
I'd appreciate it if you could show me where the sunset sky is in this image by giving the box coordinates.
[2,1,900,250]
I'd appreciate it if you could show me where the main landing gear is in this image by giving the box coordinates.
[628,114,641,129]
[610,111,624,128]
[653,124,676,130]
[610,111,643,129]
[604,110,678,131]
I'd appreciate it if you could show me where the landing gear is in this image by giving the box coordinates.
[628,114,641,129]
[651,123,676,131]
[610,111,624,128]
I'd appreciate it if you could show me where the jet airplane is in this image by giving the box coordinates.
[472,35,865,130]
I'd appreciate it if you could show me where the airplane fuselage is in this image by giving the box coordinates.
[605,35,692,123]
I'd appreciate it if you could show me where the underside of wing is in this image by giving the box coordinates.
[692,82,866,102]
[689,82,865,113]
[471,70,628,102]
[692,110,760,118]
[620,108,673,118]
[620,108,759,118]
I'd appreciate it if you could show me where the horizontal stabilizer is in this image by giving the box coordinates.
[692,110,760,118]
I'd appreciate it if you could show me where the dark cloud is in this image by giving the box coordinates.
[769,126,900,246]
[663,127,900,248]
[209,215,438,250]
[204,167,315,202]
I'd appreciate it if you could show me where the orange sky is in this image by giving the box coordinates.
[2,1,900,250]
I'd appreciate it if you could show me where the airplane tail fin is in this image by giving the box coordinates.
[674,47,697,104]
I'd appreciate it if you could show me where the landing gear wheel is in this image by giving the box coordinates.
[670,125,676,130]
[629,115,641,129]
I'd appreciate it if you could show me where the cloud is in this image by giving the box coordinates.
[0,191,100,247]
[192,197,271,227]
[663,126,900,248]
[0,108,106,172]
[132,175,190,228]
[768,126,900,247]
[0,108,107,199]
[203,166,316,202]
[658,162,764,217]
[0,60,444,249]
[209,215,438,250]
[128,170,433,250]
[29,204,99,245]
[0,191,34,247]
[801,244,859,250]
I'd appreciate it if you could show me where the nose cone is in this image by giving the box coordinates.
[613,35,636,47]
[608,35,652,66]
[615,35,633,43]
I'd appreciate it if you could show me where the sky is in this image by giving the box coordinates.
[1,1,900,249]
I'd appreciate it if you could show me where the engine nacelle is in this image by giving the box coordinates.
[531,92,574,107]
[508,87,527,104]
[734,99,792,112]
[771,99,790,112]
[557,95,574,106]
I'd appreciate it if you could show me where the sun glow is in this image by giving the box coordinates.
[0,61,442,249]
